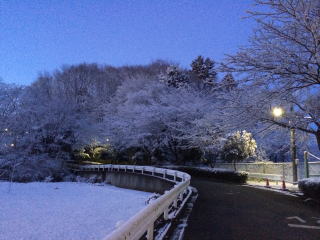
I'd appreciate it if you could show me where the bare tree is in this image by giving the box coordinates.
[224,0,320,90]
[222,0,320,150]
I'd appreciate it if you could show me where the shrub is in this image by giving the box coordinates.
[73,144,116,164]
[92,147,115,162]
[222,130,257,170]
[298,177,320,200]
[74,152,91,162]
[169,166,248,184]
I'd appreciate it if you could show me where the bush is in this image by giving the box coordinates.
[74,152,91,162]
[222,130,257,170]
[116,147,151,165]
[298,177,320,200]
[168,166,248,184]
[0,154,69,182]
[73,144,116,164]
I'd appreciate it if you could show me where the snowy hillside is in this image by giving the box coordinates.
[0,182,153,240]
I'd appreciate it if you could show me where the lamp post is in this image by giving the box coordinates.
[272,107,298,183]
[290,123,298,182]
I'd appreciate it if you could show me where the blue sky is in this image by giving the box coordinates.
[1,0,256,85]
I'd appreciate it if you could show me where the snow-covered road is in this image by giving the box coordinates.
[0,182,153,240]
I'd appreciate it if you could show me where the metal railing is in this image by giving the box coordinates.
[76,164,191,240]
[303,151,320,178]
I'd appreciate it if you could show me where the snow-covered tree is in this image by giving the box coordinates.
[222,130,257,170]
[191,56,217,88]
[104,75,224,164]
[220,73,237,91]
[222,0,320,151]
[0,82,23,180]
[224,0,320,90]
[159,65,189,88]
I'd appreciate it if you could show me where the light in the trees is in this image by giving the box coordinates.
[4,128,8,132]
[272,107,284,118]
[10,143,15,147]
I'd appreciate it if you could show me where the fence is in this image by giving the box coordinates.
[304,151,320,178]
[213,153,320,183]
[75,164,191,240]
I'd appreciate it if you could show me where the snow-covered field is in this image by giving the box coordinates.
[0,182,153,240]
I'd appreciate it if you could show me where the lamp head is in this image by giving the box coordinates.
[272,107,284,118]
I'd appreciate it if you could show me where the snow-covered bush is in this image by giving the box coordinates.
[168,166,248,183]
[44,176,54,182]
[222,130,257,170]
[73,144,116,164]
[87,175,101,183]
[299,177,320,200]
[63,174,76,182]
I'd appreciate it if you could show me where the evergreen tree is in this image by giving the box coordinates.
[191,56,217,85]
[221,73,237,91]
[159,65,188,88]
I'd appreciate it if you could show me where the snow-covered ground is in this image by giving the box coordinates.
[0,182,153,240]
[300,177,320,184]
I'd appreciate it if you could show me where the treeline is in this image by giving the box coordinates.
[0,57,267,181]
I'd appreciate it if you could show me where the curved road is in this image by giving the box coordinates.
[183,178,320,240]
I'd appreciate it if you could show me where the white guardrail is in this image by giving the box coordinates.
[77,164,191,240]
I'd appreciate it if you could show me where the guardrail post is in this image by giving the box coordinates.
[147,223,154,240]
[164,208,169,220]
[133,166,135,173]
[173,198,178,208]
[142,167,144,174]
[152,167,155,176]
[174,172,177,182]
[163,170,166,179]
[304,151,310,178]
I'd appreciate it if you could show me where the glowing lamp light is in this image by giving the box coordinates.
[10,143,15,147]
[272,107,284,118]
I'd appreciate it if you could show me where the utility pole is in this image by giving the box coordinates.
[290,126,298,182]
[304,151,309,178]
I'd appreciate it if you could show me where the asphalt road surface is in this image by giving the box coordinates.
[183,178,320,240]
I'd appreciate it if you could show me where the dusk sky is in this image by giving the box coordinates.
[1,0,256,85]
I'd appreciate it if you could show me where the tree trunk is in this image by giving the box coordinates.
[209,158,216,168]
[315,129,320,152]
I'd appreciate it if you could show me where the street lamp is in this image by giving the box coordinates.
[272,107,284,118]
[271,106,298,183]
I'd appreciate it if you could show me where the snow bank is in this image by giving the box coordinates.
[298,177,320,200]
[0,182,152,240]
[300,177,320,184]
